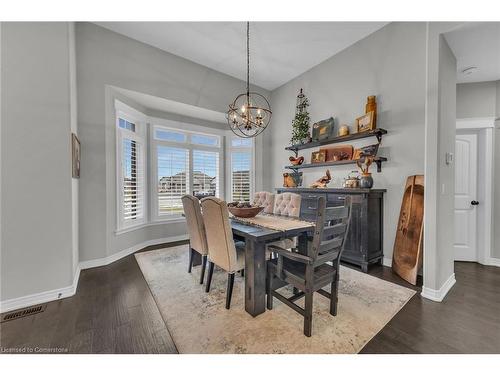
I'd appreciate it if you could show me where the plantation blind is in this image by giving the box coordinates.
[157,145,190,216]
[231,150,252,202]
[120,135,145,227]
[193,149,219,197]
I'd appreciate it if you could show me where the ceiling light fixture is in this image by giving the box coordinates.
[461,66,478,75]
[227,22,272,138]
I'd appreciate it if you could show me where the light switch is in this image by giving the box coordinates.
[445,152,454,165]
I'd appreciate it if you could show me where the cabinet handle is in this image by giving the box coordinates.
[307,195,319,198]
[308,206,316,210]
[337,196,346,200]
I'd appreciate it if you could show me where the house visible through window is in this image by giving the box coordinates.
[230,137,253,202]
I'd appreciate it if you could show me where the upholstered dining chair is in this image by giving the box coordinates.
[181,194,209,284]
[253,191,275,214]
[267,192,302,257]
[266,196,352,337]
[201,197,245,309]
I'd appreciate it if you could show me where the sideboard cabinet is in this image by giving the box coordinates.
[276,188,386,273]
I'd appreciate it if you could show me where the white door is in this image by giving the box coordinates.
[454,132,478,261]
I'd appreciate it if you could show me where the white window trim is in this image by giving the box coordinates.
[150,119,225,222]
[115,101,148,231]
[227,134,255,202]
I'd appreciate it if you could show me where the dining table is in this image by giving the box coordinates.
[189,212,315,317]
[229,214,315,317]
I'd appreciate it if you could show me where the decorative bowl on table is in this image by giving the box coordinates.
[227,202,264,218]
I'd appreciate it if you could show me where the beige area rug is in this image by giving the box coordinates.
[135,245,415,354]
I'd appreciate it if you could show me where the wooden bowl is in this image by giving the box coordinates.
[228,206,264,218]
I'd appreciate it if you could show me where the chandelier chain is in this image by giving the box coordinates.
[246,21,250,96]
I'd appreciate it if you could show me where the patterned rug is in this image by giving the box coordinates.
[135,245,415,354]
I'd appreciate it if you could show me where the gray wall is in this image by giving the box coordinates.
[456,81,500,259]
[76,23,269,262]
[457,81,497,118]
[436,36,457,286]
[266,22,427,262]
[1,23,77,301]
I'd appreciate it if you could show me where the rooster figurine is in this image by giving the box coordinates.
[310,169,332,188]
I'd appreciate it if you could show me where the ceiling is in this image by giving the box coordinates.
[445,22,500,83]
[113,87,226,123]
[95,22,388,91]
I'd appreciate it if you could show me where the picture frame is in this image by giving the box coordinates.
[356,111,376,133]
[353,143,379,160]
[311,117,335,141]
[311,149,327,164]
[72,133,81,179]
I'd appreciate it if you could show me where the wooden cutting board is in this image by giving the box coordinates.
[392,175,424,285]
[321,145,353,161]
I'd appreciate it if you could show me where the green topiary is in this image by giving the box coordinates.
[290,89,310,145]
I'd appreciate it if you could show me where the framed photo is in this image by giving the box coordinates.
[353,144,379,160]
[352,148,362,160]
[356,111,375,133]
[72,133,81,178]
[312,117,335,141]
[311,149,327,164]
[360,143,379,157]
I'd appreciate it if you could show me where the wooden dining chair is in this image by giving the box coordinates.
[267,192,302,258]
[253,191,275,214]
[201,197,245,309]
[266,196,352,337]
[181,194,209,284]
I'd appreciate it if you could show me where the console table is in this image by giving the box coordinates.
[276,187,386,273]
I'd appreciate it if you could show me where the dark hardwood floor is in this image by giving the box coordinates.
[1,241,499,354]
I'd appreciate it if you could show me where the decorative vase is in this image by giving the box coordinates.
[360,173,373,189]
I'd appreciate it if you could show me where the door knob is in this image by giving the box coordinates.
[471,200,479,206]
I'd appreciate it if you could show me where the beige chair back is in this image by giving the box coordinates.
[253,191,275,214]
[181,195,208,256]
[201,197,239,273]
[273,192,301,217]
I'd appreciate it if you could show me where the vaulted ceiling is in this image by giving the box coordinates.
[95,22,388,91]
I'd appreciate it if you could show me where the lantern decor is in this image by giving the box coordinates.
[227,22,272,138]
[290,88,311,145]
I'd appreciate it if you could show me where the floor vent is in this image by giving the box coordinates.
[1,304,47,323]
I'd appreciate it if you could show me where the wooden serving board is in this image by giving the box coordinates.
[392,175,424,285]
[320,145,353,161]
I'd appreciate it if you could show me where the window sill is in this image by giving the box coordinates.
[115,218,186,235]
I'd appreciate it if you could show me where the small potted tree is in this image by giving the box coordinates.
[290,89,311,145]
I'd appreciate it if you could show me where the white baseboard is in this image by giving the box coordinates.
[421,273,456,302]
[382,257,392,267]
[0,265,81,314]
[486,257,500,267]
[79,234,188,270]
[0,235,188,313]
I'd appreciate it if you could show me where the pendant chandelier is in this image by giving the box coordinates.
[227,22,272,138]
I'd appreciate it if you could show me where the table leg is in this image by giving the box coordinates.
[245,239,266,317]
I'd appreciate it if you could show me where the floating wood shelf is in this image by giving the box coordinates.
[285,128,387,153]
[285,157,388,173]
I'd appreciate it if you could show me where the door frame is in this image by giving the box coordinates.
[456,117,498,266]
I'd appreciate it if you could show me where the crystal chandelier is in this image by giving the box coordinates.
[227,22,272,138]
